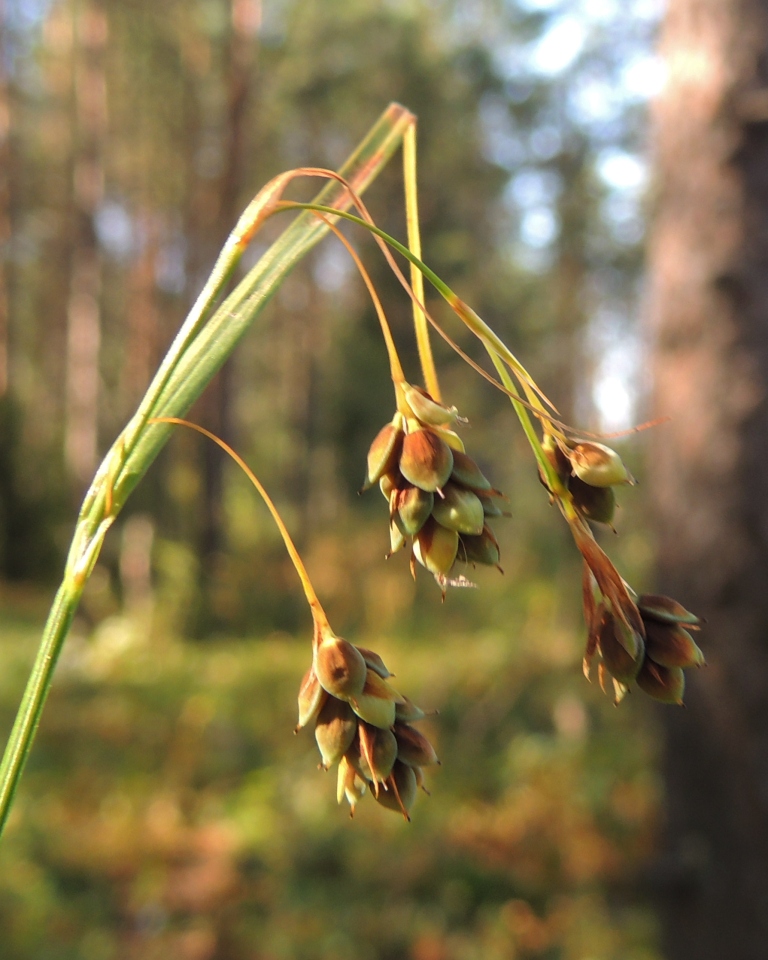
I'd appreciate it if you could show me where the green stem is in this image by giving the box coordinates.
[403,123,440,400]
[0,103,413,840]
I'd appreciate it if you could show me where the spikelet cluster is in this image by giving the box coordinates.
[361,383,507,592]
[296,626,438,818]
[586,594,704,704]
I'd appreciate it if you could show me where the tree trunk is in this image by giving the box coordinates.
[0,0,10,397]
[647,1,768,957]
[64,0,107,486]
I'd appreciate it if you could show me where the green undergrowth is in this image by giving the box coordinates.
[0,568,662,960]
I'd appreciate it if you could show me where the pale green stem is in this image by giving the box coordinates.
[403,122,440,400]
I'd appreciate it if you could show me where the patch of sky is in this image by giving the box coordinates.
[620,53,666,100]
[589,307,640,432]
[529,124,562,160]
[596,149,647,191]
[95,202,136,262]
[567,69,625,128]
[515,0,564,13]
[528,16,588,75]
[508,167,561,207]
[155,235,187,296]
[520,206,559,248]
[601,193,645,245]
[5,0,53,29]
[480,94,527,170]
[313,239,353,294]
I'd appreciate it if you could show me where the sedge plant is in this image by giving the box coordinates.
[0,102,704,838]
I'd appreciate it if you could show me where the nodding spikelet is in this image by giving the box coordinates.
[567,441,634,488]
[337,756,367,815]
[356,647,393,678]
[298,640,438,816]
[395,695,427,723]
[314,634,367,701]
[399,427,454,492]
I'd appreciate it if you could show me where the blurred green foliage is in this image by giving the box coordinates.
[0,561,662,959]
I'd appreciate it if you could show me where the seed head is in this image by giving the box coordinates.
[297,640,438,817]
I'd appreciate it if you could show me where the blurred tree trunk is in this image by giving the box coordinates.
[0,0,10,396]
[647,1,768,957]
[64,0,107,485]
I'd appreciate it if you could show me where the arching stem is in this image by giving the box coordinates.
[403,123,440,401]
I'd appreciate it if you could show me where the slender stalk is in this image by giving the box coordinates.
[151,419,331,633]
[403,123,440,400]
[0,103,413,839]
[487,349,570,505]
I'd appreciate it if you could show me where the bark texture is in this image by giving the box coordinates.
[647,1,768,957]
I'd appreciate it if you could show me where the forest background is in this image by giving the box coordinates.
[0,0,702,958]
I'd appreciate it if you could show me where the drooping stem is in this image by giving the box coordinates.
[403,122,440,401]
[151,419,331,633]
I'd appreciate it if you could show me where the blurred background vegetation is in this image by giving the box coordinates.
[0,0,671,957]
